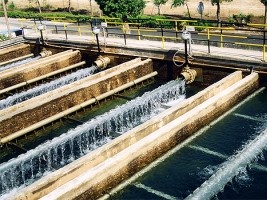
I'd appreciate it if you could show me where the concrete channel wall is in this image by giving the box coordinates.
[14,71,259,200]
[0,43,31,63]
[0,58,153,138]
[0,50,81,90]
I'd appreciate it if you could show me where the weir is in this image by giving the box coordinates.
[4,71,257,200]
[0,35,265,200]
[0,65,97,110]
[0,80,185,198]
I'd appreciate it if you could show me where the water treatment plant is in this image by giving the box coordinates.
[1,17,267,200]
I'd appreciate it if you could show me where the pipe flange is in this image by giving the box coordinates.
[39,50,52,58]
[94,56,111,70]
[180,67,197,84]
[98,56,107,69]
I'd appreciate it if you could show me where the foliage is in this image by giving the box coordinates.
[8,2,16,10]
[153,0,168,6]
[153,0,168,15]
[171,0,186,7]
[128,15,171,28]
[171,0,191,18]
[210,0,233,23]
[0,10,90,22]
[95,0,145,17]
[0,34,8,41]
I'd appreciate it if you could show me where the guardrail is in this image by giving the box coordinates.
[21,17,267,61]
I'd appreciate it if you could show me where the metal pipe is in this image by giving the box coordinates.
[94,56,111,70]
[0,54,34,66]
[179,66,197,84]
[0,71,158,144]
[39,50,53,58]
[0,61,86,95]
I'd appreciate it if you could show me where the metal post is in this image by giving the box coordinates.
[184,39,188,67]
[40,29,44,45]
[64,29,68,40]
[123,33,127,45]
[208,40,211,54]
[264,30,266,46]
[96,33,100,56]
[263,30,266,61]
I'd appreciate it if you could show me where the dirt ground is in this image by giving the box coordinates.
[10,0,265,22]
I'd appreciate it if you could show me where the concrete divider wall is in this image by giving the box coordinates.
[39,72,259,200]
[0,50,81,90]
[14,71,244,200]
[0,50,73,77]
[0,44,31,63]
[0,58,153,138]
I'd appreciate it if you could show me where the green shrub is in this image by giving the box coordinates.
[8,2,16,11]
[0,34,8,41]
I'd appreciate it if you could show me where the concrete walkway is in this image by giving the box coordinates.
[24,29,265,64]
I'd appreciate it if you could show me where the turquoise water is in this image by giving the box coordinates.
[111,88,267,200]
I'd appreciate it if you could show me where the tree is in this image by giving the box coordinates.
[153,0,168,15]
[28,0,42,13]
[68,0,71,13]
[89,0,93,15]
[95,0,145,17]
[210,0,233,25]
[171,0,191,18]
[260,0,267,28]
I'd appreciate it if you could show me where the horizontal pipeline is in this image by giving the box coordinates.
[0,53,34,66]
[0,71,158,145]
[0,61,86,96]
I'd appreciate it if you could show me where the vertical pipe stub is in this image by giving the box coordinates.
[180,66,197,84]
[94,56,111,70]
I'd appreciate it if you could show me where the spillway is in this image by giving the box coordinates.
[0,39,264,200]
[0,79,185,198]
[0,66,98,110]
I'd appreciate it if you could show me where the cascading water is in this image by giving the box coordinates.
[0,66,98,110]
[0,56,40,72]
[185,123,267,200]
[0,79,186,198]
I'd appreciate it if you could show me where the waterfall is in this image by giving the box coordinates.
[0,79,186,198]
[0,66,98,110]
[185,124,267,200]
